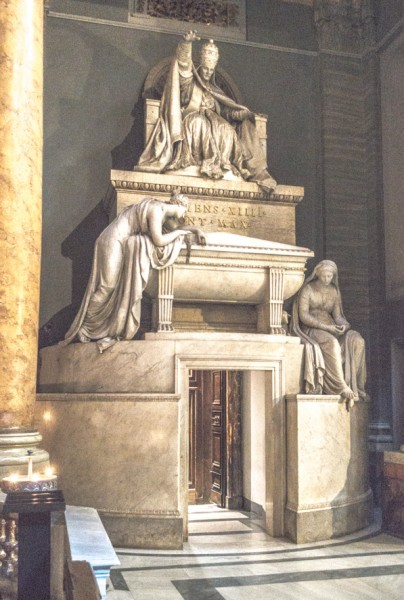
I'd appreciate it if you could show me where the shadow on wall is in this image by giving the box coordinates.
[38,199,108,349]
[111,95,145,171]
[39,92,149,348]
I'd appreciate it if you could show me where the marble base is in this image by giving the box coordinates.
[35,392,182,549]
[285,491,373,545]
[36,335,304,547]
[285,395,373,544]
[100,513,183,550]
[38,334,301,394]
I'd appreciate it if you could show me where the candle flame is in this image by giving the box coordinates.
[9,474,19,482]
[44,467,54,477]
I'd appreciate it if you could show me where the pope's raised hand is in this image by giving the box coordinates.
[183,30,200,42]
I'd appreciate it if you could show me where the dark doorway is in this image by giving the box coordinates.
[188,370,243,508]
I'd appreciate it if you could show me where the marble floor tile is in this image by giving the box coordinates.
[108,506,404,600]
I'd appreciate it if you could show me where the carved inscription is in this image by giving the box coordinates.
[185,202,266,232]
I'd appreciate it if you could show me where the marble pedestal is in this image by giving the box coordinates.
[285,394,373,543]
[36,334,304,548]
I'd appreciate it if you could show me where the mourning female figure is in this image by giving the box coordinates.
[61,192,205,352]
[291,260,366,403]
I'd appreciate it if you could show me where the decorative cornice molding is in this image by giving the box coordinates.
[111,179,304,205]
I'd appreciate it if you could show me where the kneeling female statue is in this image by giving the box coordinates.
[291,260,366,403]
[61,191,205,352]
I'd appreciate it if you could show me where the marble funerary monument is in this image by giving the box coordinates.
[37,32,372,549]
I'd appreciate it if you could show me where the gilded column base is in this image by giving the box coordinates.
[0,428,49,479]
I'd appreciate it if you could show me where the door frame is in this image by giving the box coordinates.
[176,355,287,542]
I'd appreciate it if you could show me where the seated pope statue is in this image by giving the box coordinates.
[134,30,277,193]
[61,191,205,352]
[291,260,367,404]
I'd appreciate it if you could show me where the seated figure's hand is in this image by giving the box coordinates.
[236,109,255,123]
[183,30,200,42]
[326,324,343,336]
[245,110,256,123]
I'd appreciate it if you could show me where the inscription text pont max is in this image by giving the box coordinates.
[185,203,266,230]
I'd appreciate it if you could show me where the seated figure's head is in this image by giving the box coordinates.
[199,39,219,82]
[313,260,338,287]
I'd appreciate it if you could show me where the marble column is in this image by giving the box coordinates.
[0,1,48,474]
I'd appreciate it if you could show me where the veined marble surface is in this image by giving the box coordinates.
[286,394,372,543]
[107,505,404,600]
[0,0,43,428]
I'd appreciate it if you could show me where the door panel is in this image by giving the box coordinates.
[225,371,243,509]
[188,369,199,503]
[188,370,242,508]
[210,371,226,506]
[188,370,212,504]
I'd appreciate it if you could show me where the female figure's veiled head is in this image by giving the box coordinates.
[312,260,338,288]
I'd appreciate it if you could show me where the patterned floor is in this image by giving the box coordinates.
[107,504,404,599]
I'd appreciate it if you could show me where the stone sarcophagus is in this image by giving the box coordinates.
[144,232,313,335]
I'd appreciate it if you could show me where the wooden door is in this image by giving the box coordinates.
[188,370,212,504]
[189,371,243,508]
[210,371,226,506]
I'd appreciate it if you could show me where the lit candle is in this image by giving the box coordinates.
[27,451,33,480]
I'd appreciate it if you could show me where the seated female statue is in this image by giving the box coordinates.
[61,191,205,352]
[291,260,366,403]
[135,31,277,193]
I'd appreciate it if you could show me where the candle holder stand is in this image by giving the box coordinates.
[3,490,65,600]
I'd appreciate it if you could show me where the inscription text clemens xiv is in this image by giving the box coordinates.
[184,202,266,231]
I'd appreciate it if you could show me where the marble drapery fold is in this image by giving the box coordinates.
[61,198,183,351]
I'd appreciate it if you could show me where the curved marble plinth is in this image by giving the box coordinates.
[285,394,373,543]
